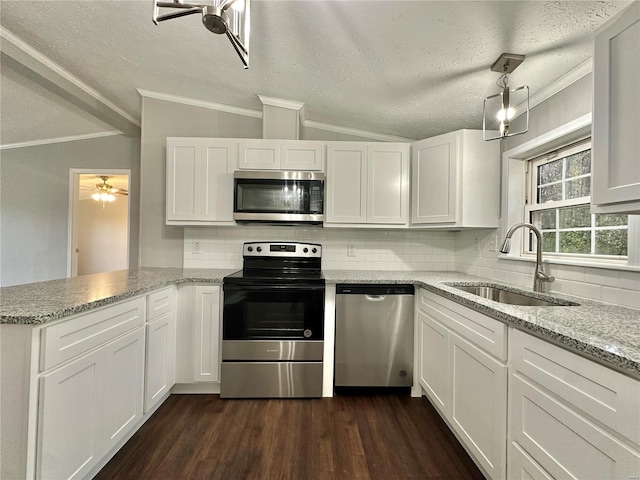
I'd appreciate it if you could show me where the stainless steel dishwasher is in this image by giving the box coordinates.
[335,284,415,387]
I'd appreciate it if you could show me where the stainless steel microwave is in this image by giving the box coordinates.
[233,170,325,224]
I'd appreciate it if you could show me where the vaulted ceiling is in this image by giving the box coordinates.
[0,0,631,146]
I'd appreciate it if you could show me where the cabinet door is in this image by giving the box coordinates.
[367,143,409,224]
[417,310,451,416]
[166,138,201,221]
[411,132,458,224]
[510,374,640,480]
[508,442,554,480]
[450,333,507,480]
[325,143,368,223]
[201,140,235,221]
[280,140,323,171]
[238,139,281,170]
[38,350,103,480]
[145,312,177,412]
[592,2,640,211]
[102,328,145,451]
[193,286,221,382]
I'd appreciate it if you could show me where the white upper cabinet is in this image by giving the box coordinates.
[166,137,236,225]
[325,142,409,226]
[411,130,500,228]
[238,139,324,171]
[591,2,640,214]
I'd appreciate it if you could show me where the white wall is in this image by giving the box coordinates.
[139,97,262,268]
[183,226,456,272]
[77,197,128,276]
[0,134,140,287]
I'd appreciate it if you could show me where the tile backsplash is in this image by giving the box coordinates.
[183,226,456,272]
[183,226,639,310]
[456,229,640,310]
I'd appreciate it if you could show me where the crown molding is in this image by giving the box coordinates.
[0,131,122,150]
[530,57,592,110]
[513,58,593,118]
[137,89,263,118]
[302,120,415,142]
[0,27,140,136]
[257,95,305,111]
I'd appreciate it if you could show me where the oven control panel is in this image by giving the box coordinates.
[243,242,322,258]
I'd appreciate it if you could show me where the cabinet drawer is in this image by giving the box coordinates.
[147,286,175,322]
[510,374,640,479]
[40,297,146,371]
[510,329,640,447]
[418,289,507,361]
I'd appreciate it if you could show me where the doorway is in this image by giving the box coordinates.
[68,169,130,277]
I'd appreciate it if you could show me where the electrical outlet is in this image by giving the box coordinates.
[474,237,481,251]
[193,241,201,254]
[347,244,356,257]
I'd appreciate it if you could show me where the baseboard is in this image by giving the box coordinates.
[171,382,221,394]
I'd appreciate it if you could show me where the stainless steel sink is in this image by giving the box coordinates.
[449,284,579,307]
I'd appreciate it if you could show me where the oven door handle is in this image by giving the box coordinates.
[223,284,326,291]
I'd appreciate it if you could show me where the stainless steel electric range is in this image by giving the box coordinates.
[221,242,325,398]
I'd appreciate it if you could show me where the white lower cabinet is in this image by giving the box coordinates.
[418,310,450,414]
[417,289,507,479]
[144,287,177,412]
[450,334,507,478]
[37,327,145,480]
[0,289,182,479]
[175,284,221,385]
[193,285,221,382]
[508,329,640,480]
[508,443,554,480]
[38,346,103,480]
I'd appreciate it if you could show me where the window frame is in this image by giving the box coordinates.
[523,139,629,262]
[500,113,639,270]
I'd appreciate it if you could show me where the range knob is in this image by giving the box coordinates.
[256,246,262,252]
[303,248,309,253]
[312,248,317,253]
[247,246,253,252]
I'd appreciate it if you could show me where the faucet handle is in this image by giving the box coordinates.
[537,271,555,283]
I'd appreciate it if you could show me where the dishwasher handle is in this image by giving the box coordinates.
[336,284,414,296]
[365,294,386,301]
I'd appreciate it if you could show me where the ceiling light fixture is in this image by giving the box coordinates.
[483,53,529,141]
[92,176,118,208]
[152,0,250,69]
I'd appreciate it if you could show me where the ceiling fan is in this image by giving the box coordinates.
[80,176,128,206]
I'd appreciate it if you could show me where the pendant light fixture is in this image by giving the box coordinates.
[483,53,529,141]
[152,0,250,69]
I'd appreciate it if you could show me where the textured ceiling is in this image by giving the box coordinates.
[0,0,632,145]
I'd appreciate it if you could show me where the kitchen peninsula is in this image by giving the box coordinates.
[2,267,639,479]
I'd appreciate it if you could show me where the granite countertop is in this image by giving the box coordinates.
[323,270,640,380]
[2,268,639,379]
[0,268,237,325]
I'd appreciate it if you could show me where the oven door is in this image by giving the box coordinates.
[222,283,325,341]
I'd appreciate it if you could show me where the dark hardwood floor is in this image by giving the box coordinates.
[95,393,484,480]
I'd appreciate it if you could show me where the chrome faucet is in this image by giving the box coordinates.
[499,223,555,293]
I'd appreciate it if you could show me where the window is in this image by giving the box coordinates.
[525,139,629,259]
